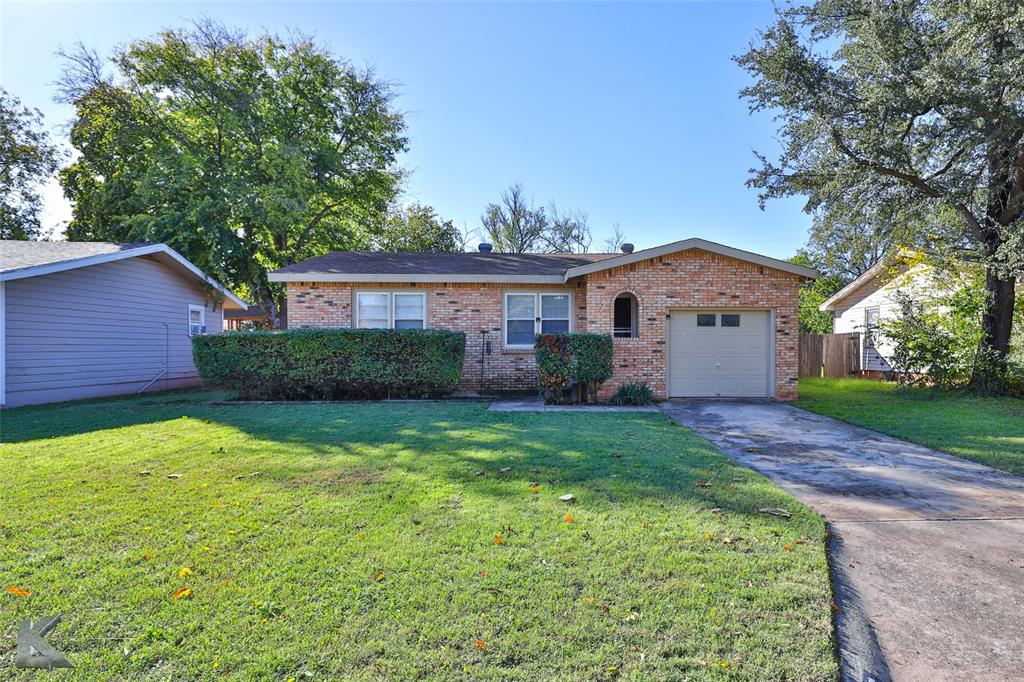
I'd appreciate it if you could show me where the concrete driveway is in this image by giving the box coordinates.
[661,400,1024,682]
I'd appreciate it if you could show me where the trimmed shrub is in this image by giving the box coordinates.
[610,381,654,406]
[534,332,613,403]
[192,328,466,400]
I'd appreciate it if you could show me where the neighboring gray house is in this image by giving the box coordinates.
[0,241,245,408]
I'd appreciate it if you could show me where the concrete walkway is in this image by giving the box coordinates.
[660,400,1024,682]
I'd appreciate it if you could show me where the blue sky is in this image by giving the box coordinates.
[1,1,810,258]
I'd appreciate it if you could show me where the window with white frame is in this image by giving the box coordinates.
[188,304,206,336]
[355,291,426,329]
[504,292,571,348]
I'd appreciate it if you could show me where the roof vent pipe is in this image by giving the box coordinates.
[478,243,493,253]
[620,243,634,254]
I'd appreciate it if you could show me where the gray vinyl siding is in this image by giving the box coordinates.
[3,254,224,407]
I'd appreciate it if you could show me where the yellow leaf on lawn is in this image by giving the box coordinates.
[213,500,223,509]
[143,552,155,561]
[5,585,31,597]
[783,545,794,551]
[474,639,486,650]
[642,521,649,529]
[171,588,192,600]
[564,514,575,524]
[494,534,505,545]
[480,569,489,577]
[179,567,193,577]
[530,486,540,493]
[373,571,385,583]
[409,499,417,505]
[227,530,237,535]
[720,661,731,669]
[201,546,211,553]
[356,533,366,541]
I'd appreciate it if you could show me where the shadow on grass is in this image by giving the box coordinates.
[1,390,802,519]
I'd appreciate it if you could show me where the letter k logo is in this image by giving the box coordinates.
[15,615,73,669]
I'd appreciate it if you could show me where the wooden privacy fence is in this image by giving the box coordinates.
[799,332,861,378]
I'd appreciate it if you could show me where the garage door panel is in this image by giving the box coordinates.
[669,310,771,398]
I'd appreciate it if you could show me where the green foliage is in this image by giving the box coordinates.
[738,0,1024,367]
[533,334,573,400]
[57,20,407,323]
[788,253,846,334]
[881,292,976,389]
[0,88,62,239]
[376,202,464,252]
[534,333,613,403]
[610,381,654,406]
[192,328,465,400]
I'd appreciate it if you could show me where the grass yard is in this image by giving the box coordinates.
[1,392,835,681]
[798,378,1024,477]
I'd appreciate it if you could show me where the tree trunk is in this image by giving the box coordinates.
[978,265,1015,356]
[261,286,286,330]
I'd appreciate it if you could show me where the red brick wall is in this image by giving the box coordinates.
[580,250,801,400]
[284,249,802,400]
[286,281,585,392]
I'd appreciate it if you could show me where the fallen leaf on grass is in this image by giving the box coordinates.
[783,545,794,551]
[5,585,31,597]
[475,639,486,650]
[138,470,151,476]
[564,514,575,523]
[642,521,649,529]
[498,467,511,473]
[558,494,576,503]
[695,480,711,488]
[167,474,184,479]
[356,533,366,542]
[494,535,506,545]
[758,507,792,518]
[530,486,540,493]
[179,567,193,577]
[373,571,385,583]
[171,588,192,600]
[143,552,154,561]
[233,471,261,480]
[200,546,211,553]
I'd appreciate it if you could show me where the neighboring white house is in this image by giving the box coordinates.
[0,241,246,408]
[819,257,945,373]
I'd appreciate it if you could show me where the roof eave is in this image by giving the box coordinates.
[563,238,818,280]
[0,243,247,309]
[268,272,568,284]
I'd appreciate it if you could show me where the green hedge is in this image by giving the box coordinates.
[534,332,614,403]
[192,328,466,400]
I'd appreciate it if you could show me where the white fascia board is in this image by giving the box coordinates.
[817,260,890,312]
[563,238,818,280]
[1,244,247,310]
[268,272,567,285]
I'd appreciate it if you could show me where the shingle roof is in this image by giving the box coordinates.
[271,251,617,278]
[0,240,153,274]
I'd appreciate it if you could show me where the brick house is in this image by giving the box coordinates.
[268,239,816,400]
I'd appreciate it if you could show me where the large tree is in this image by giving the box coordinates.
[58,20,407,327]
[738,0,1024,384]
[375,202,464,252]
[480,184,592,253]
[0,88,62,239]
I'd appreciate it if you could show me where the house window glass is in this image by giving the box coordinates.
[357,292,426,329]
[613,293,638,337]
[356,293,389,328]
[393,294,425,329]
[540,294,570,334]
[697,314,716,327]
[504,292,572,347]
[188,305,206,336]
[505,294,536,346]
[721,314,740,327]
[865,307,880,348]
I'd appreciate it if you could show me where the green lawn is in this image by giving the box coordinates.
[1,392,835,681]
[797,378,1024,477]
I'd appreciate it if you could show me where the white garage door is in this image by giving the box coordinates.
[668,310,772,398]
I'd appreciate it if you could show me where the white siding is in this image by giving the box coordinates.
[831,264,936,372]
[3,254,225,407]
